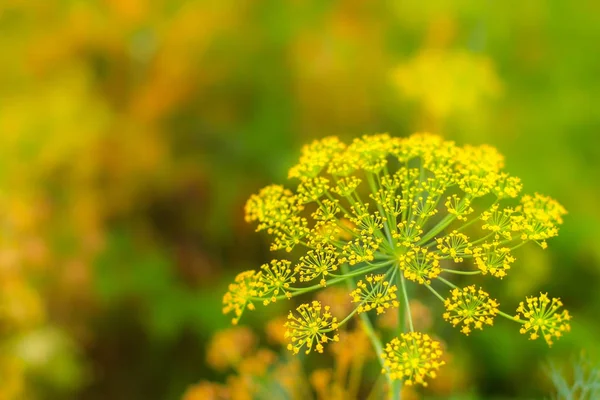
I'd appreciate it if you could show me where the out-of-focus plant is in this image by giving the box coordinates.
[546,353,600,400]
[393,49,502,128]
[183,326,309,400]
[222,133,570,397]
[1,0,257,395]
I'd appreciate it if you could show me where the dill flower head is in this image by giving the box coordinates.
[443,286,499,335]
[516,293,571,346]
[398,246,441,284]
[295,247,340,286]
[224,132,571,387]
[350,274,399,314]
[473,243,515,278]
[284,301,340,354]
[222,270,261,325]
[382,332,445,387]
[256,259,297,304]
[436,231,473,262]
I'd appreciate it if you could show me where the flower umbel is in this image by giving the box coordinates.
[295,247,340,286]
[224,132,571,390]
[222,271,261,325]
[382,332,445,387]
[284,301,340,354]
[398,246,441,284]
[516,293,571,346]
[443,286,499,335]
[350,274,399,315]
[257,260,297,304]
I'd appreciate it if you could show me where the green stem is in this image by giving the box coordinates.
[391,265,403,400]
[418,197,471,245]
[498,310,525,324]
[442,269,481,276]
[437,276,458,289]
[425,284,446,302]
[510,241,528,252]
[399,274,414,332]
[328,259,395,278]
[391,380,401,400]
[470,231,495,245]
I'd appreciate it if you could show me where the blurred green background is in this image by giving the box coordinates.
[1,0,599,399]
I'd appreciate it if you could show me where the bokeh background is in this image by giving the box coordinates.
[1,1,600,399]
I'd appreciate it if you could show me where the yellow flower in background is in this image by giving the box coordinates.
[206,327,257,372]
[182,382,229,400]
[0,276,45,330]
[393,49,502,121]
[0,356,25,400]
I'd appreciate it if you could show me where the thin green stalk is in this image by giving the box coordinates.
[391,264,404,400]
[390,380,401,400]
[498,310,525,324]
[425,284,446,302]
[441,269,481,276]
[328,259,395,278]
[437,276,458,289]
[418,213,456,245]
[399,274,414,332]
[418,197,471,245]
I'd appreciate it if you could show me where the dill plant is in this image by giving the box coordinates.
[223,133,571,396]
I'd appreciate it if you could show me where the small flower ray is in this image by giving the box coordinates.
[284,301,340,354]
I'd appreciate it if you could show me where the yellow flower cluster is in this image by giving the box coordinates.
[398,246,441,284]
[350,274,399,314]
[244,185,309,252]
[393,50,501,121]
[257,260,296,305]
[284,301,340,355]
[517,194,567,248]
[382,332,445,386]
[295,247,340,286]
[516,293,571,346]
[224,132,571,388]
[474,243,515,278]
[222,271,260,325]
[206,327,257,372]
[443,286,499,335]
[436,231,473,262]
[186,327,302,400]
